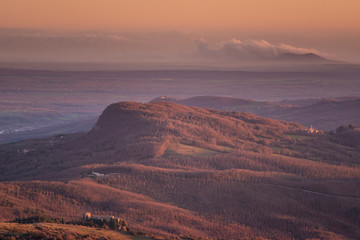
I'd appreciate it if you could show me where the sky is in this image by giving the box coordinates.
[1,0,360,64]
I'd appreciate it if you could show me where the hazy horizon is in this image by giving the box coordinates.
[1,0,360,64]
[2,2,360,239]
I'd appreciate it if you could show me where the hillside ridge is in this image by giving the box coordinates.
[150,95,360,130]
[1,101,360,239]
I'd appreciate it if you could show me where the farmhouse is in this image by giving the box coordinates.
[308,125,322,134]
[83,212,120,222]
[89,171,105,177]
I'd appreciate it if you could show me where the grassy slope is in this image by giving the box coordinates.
[0,102,360,239]
[164,143,221,157]
[0,222,153,240]
[0,179,226,239]
[151,96,360,130]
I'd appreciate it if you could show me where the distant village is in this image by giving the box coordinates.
[82,212,129,232]
[83,212,121,222]
[308,125,322,134]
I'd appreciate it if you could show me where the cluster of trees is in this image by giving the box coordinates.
[80,218,128,232]
[331,124,360,149]
[13,215,64,224]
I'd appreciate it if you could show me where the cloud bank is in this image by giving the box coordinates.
[0,29,327,64]
[196,38,322,61]
[0,29,197,62]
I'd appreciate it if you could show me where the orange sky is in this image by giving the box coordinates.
[1,0,359,32]
[1,0,360,63]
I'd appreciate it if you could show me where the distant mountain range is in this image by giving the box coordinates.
[275,53,330,63]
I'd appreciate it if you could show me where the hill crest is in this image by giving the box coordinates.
[84,101,303,161]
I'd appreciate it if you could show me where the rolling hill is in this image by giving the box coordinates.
[151,96,360,130]
[0,222,152,240]
[2,65,360,146]
[1,101,360,239]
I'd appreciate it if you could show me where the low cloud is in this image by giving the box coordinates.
[0,29,326,64]
[0,29,197,62]
[197,38,321,60]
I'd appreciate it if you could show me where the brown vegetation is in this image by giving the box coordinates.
[150,95,360,131]
[1,101,360,239]
[0,222,151,240]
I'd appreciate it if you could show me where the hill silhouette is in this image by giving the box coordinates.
[1,101,360,239]
[84,101,301,158]
[0,101,305,181]
[275,53,329,63]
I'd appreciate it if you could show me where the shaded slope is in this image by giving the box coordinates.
[331,124,360,150]
[276,98,360,130]
[0,222,141,240]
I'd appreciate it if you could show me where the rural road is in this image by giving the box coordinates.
[262,183,360,201]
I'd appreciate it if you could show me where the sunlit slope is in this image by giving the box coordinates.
[0,222,141,240]
[83,101,302,160]
[1,101,360,239]
[151,96,360,130]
